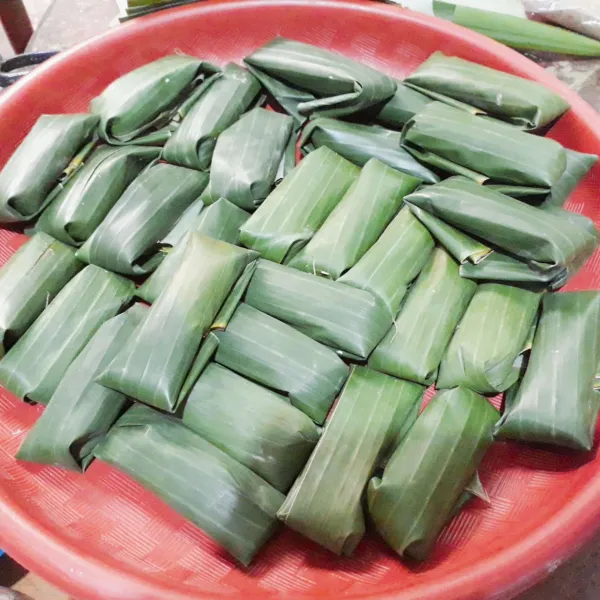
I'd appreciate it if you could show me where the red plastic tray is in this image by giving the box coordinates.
[1,1,600,599]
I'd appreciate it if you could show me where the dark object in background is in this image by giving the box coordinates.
[0,0,33,53]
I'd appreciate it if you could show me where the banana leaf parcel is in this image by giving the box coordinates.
[367,387,499,561]
[94,404,284,566]
[288,159,417,279]
[0,233,83,358]
[401,102,567,187]
[0,114,99,223]
[0,265,134,405]
[162,62,261,170]
[404,52,570,130]
[182,362,321,492]
[201,108,294,210]
[245,259,393,359]
[437,284,541,394]
[16,304,147,472]
[215,303,349,424]
[76,163,208,275]
[369,248,477,385]
[97,234,257,412]
[277,366,425,556]
[496,291,600,451]
[36,145,160,246]
[243,38,396,120]
[374,81,434,129]
[91,55,220,145]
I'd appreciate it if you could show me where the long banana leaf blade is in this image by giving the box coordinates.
[367,387,499,561]
[36,145,160,246]
[0,233,83,357]
[0,114,99,223]
[369,248,477,385]
[214,303,349,424]
[182,362,320,492]
[245,259,393,359]
[76,163,208,275]
[162,63,261,170]
[496,291,600,450]
[239,147,359,263]
[16,305,147,472]
[375,81,434,129]
[437,284,541,393]
[94,404,284,566]
[0,265,134,405]
[278,366,425,555]
[97,234,257,412]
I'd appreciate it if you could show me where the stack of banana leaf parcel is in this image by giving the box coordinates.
[0,39,599,567]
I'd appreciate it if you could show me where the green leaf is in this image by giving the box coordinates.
[278,366,425,555]
[94,404,284,566]
[0,114,99,223]
[543,149,598,208]
[0,265,134,405]
[374,82,434,129]
[367,387,499,561]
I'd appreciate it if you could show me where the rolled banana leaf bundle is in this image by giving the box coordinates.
[162,63,261,170]
[97,234,257,412]
[437,284,541,394]
[17,305,147,472]
[278,366,425,555]
[94,404,284,566]
[239,147,359,263]
[367,387,499,561]
[215,303,349,424]
[36,145,160,246]
[288,159,417,279]
[369,248,476,385]
[244,38,396,122]
[137,198,250,303]
[245,260,393,359]
[404,52,570,130]
[374,82,434,130]
[0,265,134,405]
[182,362,321,492]
[76,163,208,275]
[91,55,220,145]
[0,114,99,223]
[496,291,600,451]
[0,233,82,358]
[201,108,294,210]
[299,118,439,184]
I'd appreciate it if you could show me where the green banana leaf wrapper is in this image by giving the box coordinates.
[0,114,99,223]
[0,265,134,405]
[339,207,435,316]
[201,108,294,210]
[0,233,83,358]
[404,52,569,130]
[243,38,396,120]
[162,63,261,170]
[367,387,499,561]
[239,147,359,263]
[182,362,320,492]
[215,303,349,424]
[137,198,250,303]
[278,366,425,555]
[97,234,257,412]
[36,145,160,246]
[299,118,439,184]
[245,259,393,359]
[91,55,220,145]
[496,291,600,451]
[288,159,417,279]
[16,305,147,472]
[76,163,208,275]
[374,81,434,129]
[94,404,284,566]
[369,248,477,385]
[437,284,541,394]
[401,102,567,187]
